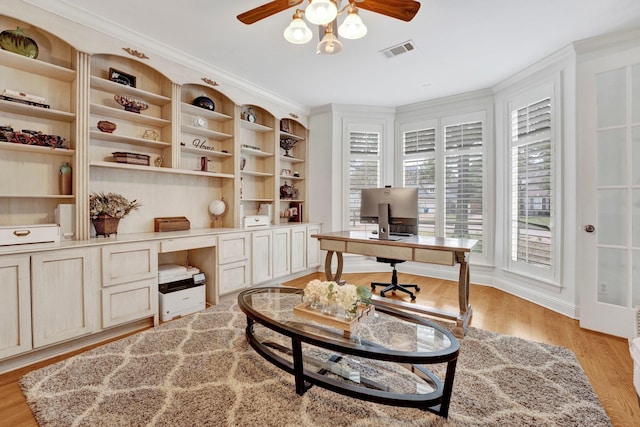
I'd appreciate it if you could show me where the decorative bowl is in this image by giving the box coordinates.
[280,138,297,157]
[97,120,117,133]
[114,94,149,114]
[192,95,215,111]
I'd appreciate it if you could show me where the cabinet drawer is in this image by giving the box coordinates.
[346,242,412,261]
[102,278,157,328]
[160,235,216,253]
[414,248,455,266]
[218,233,250,264]
[102,242,158,286]
[320,239,346,252]
[218,260,250,295]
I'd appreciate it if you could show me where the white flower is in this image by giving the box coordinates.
[335,284,359,311]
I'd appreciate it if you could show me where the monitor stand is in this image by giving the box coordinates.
[369,203,401,241]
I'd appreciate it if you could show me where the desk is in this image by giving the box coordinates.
[311,231,477,337]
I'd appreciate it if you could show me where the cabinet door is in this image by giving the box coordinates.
[273,228,291,278]
[218,232,250,264]
[291,226,307,273]
[0,255,31,359]
[252,230,272,284]
[102,278,157,328]
[306,224,321,268]
[31,248,96,348]
[218,260,251,295]
[102,242,158,286]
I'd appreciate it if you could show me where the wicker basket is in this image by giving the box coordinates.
[92,215,120,237]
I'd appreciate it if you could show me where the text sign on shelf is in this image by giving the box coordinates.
[191,138,216,152]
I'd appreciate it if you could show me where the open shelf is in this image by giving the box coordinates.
[280,155,305,163]
[0,49,76,81]
[90,130,171,149]
[241,120,273,133]
[90,76,171,105]
[90,160,234,178]
[90,104,171,126]
[181,102,232,121]
[241,170,274,177]
[0,99,75,121]
[181,125,232,140]
[242,147,273,157]
[0,141,74,156]
[180,145,233,158]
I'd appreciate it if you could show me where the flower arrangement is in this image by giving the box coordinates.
[89,192,141,219]
[303,279,371,317]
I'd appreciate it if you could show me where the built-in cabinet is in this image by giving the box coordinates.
[31,248,96,347]
[273,227,292,278]
[290,225,307,274]
[0,15,77,228]
[0,14,309,236]
[0,255,31,359]
[217,232,251,295]
[252,229,273,284]
[100,242,158,327]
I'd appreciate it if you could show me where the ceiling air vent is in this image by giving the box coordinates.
[380,40,416,58]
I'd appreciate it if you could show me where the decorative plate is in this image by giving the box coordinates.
[0,27,38,59]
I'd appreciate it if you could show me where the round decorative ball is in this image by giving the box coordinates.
[208,199,227,217]
[192,96,215,111]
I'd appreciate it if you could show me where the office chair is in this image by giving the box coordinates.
[371,258,420,301]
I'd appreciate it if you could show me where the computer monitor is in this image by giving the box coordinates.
[360,187,418,240]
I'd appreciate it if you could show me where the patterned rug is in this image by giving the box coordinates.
[20,299,611,426]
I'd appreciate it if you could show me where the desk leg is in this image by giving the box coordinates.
[455,251,473,337]
[324,250,344,282]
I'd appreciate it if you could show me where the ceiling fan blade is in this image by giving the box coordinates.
[237,0,304,24]
[356,0,421,22]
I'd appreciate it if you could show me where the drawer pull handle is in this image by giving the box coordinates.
[13,230,31,237]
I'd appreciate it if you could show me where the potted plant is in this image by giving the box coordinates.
[89,192,141,237]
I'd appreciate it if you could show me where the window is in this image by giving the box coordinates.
[403,128,436,235]
[348,130,380,230]
[400,114,485,256]
[509,96,554,272]
[444,121,484,251]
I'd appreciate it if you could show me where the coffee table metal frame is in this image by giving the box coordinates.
[238,287,460,418]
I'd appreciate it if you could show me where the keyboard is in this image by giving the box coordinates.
[390,232,413,237]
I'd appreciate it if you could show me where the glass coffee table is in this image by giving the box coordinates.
[237,287,460,418]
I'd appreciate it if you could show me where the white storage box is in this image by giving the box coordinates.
[244,215,269,229]
[159,285,206,322]
[0,224,60,246]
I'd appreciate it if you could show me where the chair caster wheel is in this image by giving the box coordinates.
[380,292,386,298]
[410,296,416,302]
[416,287,421,292]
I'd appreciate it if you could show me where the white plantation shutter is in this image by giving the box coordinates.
[510,97,553,268]
[403,128,436,235]
[349,131,380,229]
[444,121,484,250]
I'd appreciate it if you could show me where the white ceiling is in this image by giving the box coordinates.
[21,0,640,108]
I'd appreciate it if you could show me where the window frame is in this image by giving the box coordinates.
[505,82,562,283]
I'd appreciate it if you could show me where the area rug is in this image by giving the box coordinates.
[20,298,611,427]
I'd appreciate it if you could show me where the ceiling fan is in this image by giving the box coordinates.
[237,0,421,25]
[238,0,420,54]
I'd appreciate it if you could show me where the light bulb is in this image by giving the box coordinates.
[305,0,337,25]
[338,8,367,40]
[284,10,313,44]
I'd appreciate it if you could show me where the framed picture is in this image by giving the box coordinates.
[280,119,291,133]
[109,67,136,88]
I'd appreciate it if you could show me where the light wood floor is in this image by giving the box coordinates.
[1,271,638,426]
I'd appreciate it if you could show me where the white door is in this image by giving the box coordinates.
[578,46,640,338]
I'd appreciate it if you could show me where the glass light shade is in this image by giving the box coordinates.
[305,0,337,25]
[284,16,313,44]
[338,10,367,39]
[316,31,342,55]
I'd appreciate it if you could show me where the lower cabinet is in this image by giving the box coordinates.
[252,229,273,284]
[31,248,97,348]
[218,232,251,295]
[100,242,158,327]
[0,255,31,359]
[291,226,307,274]
[273,227,291,278]
[307,224,321,268]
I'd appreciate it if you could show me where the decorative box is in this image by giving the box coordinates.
[112,151,150,166]
[243,215,269,229]
[0,224,60,246]
[154,216,190,232]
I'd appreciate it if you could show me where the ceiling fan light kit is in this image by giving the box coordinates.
[283,9,313,44]
[239,0,420,55]
[305,0,338,25]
